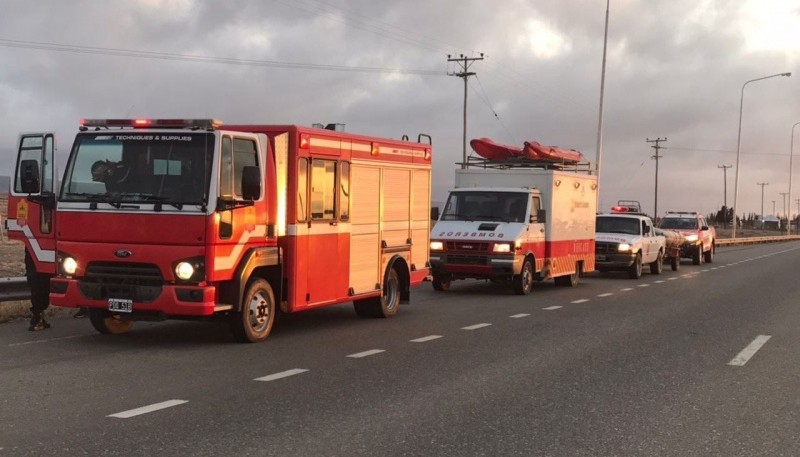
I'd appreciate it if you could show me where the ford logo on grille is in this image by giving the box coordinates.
[114,250,133,258]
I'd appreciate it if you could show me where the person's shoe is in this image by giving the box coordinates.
[28,315,50,331]
[73,308,89,319]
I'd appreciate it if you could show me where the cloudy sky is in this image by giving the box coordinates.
[1,0,798,218]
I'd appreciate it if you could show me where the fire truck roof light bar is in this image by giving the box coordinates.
[79,119,223,130]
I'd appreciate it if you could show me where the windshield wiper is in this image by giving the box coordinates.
[128,194,184,211]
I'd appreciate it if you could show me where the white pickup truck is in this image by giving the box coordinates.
[594,213,665,279]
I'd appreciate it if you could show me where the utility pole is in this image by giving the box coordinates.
[780,191,788,225]
[647,137,666,222]
[757,182,769,223]
[795,198,800,234]
[448,53,484,169]
[718,164,732,227]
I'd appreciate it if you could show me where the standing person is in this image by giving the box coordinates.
[25,251,51,331]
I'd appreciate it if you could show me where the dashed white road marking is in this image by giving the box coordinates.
[729,335,772,366]
[571,299,589,304]
[597,293,613,297]
[462,323,492,330]
[653,280,665,284]
[681,274,693,278]
[621,288,634,292]
[254,369,309,382]
[638,284,650,288]
[509,313,530,318]
[108,400,188,419]
[542,306,562,311]
[702,269,709,272]
[410,335,443,343]
[347,349,385,358]
[667,277,678,281]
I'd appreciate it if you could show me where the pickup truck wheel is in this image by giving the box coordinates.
[231,278,276,343]
[628,252,642,279]
[513,258,534,295]
[692,244,702,265]
[432,274,451,291]
[88,309,133,335]
[650,250,663,275]
[704,243,714,263]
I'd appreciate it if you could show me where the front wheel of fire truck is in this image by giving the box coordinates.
[231,278,276,343]
[512,258,534,295]
[354,268,401,318]
[432,274,451,291]
[88,309,134,335]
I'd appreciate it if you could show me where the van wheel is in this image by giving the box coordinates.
[355,268,401,318]
[231,278,276,343]
[513,258,534,295]
[554,263,581,287]
[432,274,451,291]
[89,309,133,335]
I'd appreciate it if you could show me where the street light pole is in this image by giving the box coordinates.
[757,182,769,224]
[595,0,610,209]
[731,72,792,238]
[789,121,800,235]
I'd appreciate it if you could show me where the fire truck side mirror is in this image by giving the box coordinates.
[536,209,546,223]
[430,206,440,221]
[241,166,261,200]
[19,159,41,194]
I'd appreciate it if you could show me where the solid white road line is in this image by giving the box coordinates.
[597,293,613,297]
[347,349,385,358]
[254,369,309,382]
[571,299,589,304]
[542,306,562,311]
[462,323,492,330]
[509,313,530,318]
[728,335,772,367]
[108,400,188,419]
[410,335,443,343]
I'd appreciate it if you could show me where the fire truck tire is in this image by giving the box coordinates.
[671,255,680,271]
[650,250,664,275]
[692,245,702,265]
[704,243,714,263]
[554,262,581,287]
[512,258,534,295]
[231,278,276,343]
[432,274,451,291]
[628,252,642,279]
[354,268,401,318]
[88,309,134,335]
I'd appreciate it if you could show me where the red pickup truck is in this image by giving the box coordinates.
[657,212,716,265]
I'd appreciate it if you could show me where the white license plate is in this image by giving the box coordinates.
[108,298,133,313]
[596,255,607,261]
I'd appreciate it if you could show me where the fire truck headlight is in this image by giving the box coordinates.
[62,257,78,275]
[430,241,444,251]
[493,243,512,253]
[175,262,195,281]
[617,243,631,252]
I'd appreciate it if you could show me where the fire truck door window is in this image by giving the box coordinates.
[339,162,350,221]
[220,136,233,197]
[42,135,54,193]
[14,136,46,193]
[233,138,258,198]
[297,158,308,222]
[310,159,337,220]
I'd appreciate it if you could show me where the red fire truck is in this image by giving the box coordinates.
[7,119,432,342]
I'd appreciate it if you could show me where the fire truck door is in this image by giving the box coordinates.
[8,133,57,273]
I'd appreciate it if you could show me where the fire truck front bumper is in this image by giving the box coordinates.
[49,278,219,317]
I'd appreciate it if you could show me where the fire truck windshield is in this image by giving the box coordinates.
[60,132,214,207]
[441,191,529,222]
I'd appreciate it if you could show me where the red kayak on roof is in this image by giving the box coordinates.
[470,138,523,160]
[523,141,584,163]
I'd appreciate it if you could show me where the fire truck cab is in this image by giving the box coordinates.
[8,119,433,342]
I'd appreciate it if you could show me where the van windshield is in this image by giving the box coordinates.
[59,132,214,207]
[441,191,528,222]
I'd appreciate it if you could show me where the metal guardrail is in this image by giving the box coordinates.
[0,235,797,303]
[0,276,30,302]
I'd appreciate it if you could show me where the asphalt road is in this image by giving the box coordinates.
[2,242,800,456]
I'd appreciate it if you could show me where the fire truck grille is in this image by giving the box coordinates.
[595,242,619,255]
[79,262,164,303]
[443,241,490,265]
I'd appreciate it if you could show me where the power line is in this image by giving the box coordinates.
[0,38,444,76]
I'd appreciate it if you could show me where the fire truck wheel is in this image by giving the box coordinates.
[354,268,401,318]
[88,309,134,335]
[432,274,451,291]
[512,258,534,295]
[232,278,276,343]
[628,253,642,279]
